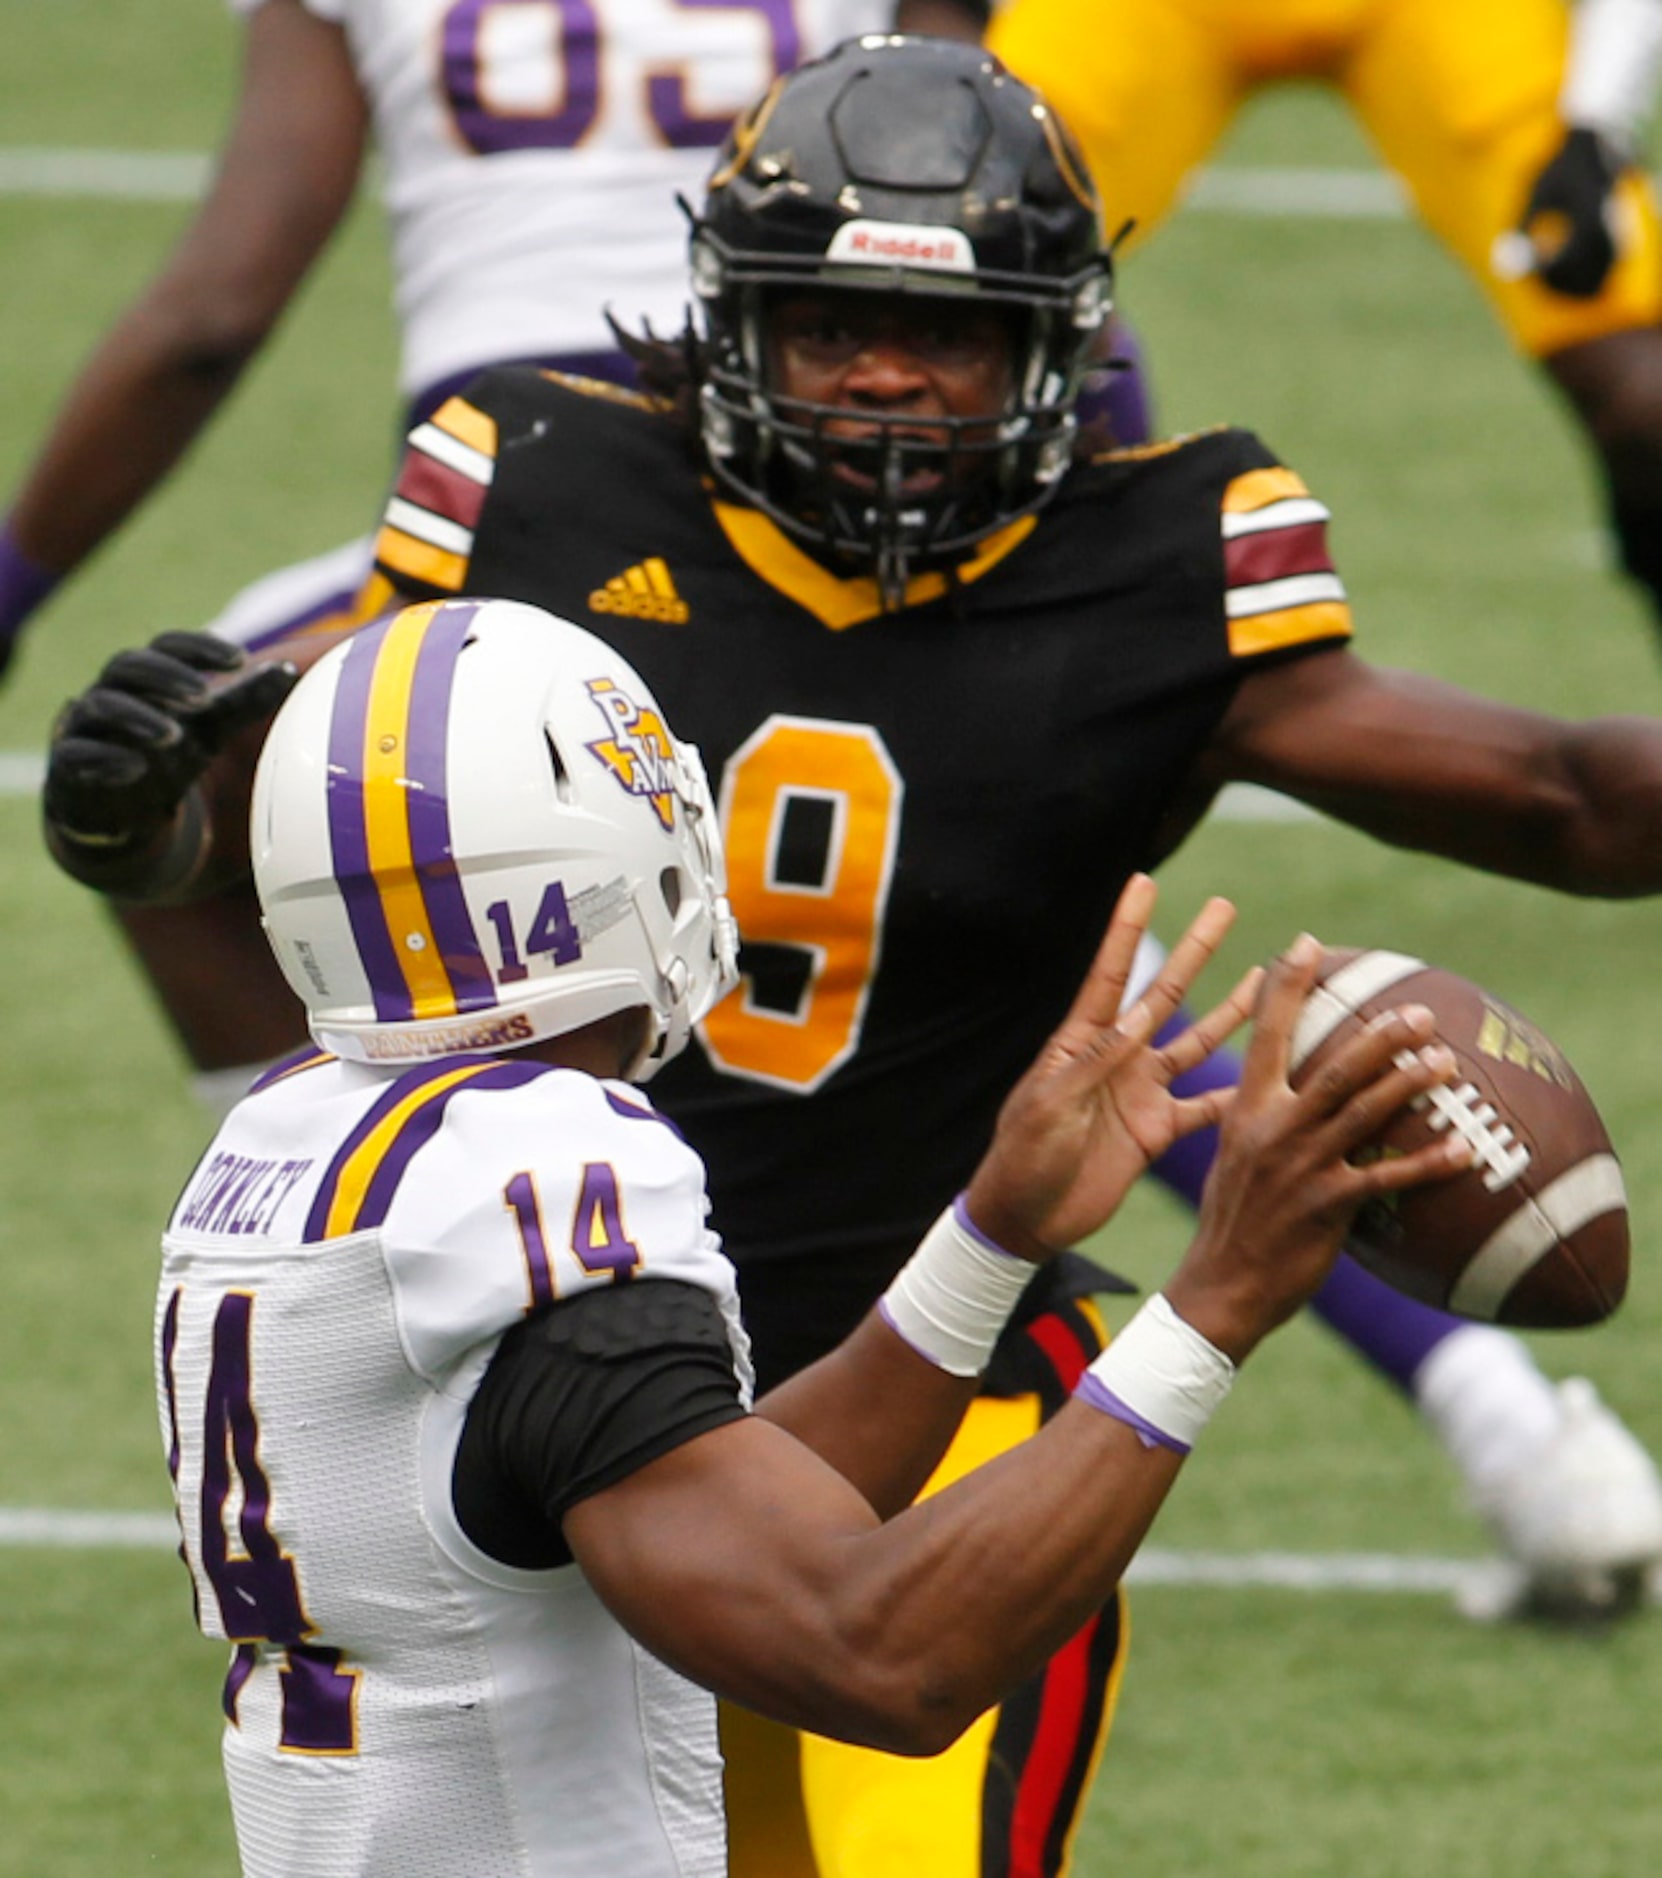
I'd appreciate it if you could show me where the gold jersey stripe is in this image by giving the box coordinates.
[429,395,498,459]
[1223,466,1312,514]
[323,1062,495,1239]
[1228,597,1353,658]
[374,524,468,594]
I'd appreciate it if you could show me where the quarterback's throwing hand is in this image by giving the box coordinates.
[965,873,1259,1259]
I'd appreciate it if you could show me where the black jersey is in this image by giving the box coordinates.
[376,370,1352,1375]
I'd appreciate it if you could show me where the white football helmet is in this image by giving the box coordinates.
[250,597,739,1077]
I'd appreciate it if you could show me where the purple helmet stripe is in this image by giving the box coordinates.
[327,615,412,1023]
[404,602,496,1012]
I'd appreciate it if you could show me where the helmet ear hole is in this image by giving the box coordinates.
[660,865,684,917]
[543,729,576,803]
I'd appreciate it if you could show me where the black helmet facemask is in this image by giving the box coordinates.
[690,36,1114,609]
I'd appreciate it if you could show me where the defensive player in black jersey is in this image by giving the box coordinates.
[42,36,1662,1878]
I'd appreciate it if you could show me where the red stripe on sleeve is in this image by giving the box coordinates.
[1224,518,1333,589]
[394,450,489,529]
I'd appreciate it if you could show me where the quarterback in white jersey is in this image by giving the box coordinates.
[160,1056,745,1877]
[150,594,1473,1875]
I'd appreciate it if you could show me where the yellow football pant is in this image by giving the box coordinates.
[724,1299,1127,1878]
[990,0,1662,358]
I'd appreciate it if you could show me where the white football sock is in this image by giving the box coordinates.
[1412,1324,1564,1496]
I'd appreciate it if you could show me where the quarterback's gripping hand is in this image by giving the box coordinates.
[1507,127,1631,298]
[43,632,298,895]
[963,874,1260,1261]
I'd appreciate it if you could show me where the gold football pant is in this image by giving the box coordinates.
[989,0,1662,359]
[724,1297,1127,1878]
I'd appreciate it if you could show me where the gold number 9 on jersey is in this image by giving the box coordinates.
[699,715,902,1092]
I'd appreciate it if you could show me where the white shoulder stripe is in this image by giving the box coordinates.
[409,421,496,484]
[1289,951,1426,1071]
[1222,496,1331,539]
[1449,1155,1628,1319]
[383,497,474,557]
[1225,571,1349,618]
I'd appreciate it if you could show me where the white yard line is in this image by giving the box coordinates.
[0,149,1422,216]
[0,1504,1487,1592]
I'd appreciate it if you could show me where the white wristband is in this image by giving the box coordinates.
[1076,1294,1236,1454]
[879,1197,1036,1377]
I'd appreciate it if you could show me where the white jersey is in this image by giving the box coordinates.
[157,1048,750,1877]
[231,0,889,398]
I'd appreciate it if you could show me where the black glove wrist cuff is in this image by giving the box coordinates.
[44,788,209,900]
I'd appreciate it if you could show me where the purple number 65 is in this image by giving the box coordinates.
[440,0,801,155]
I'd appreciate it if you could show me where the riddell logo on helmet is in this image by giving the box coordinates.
[827,221,975,272]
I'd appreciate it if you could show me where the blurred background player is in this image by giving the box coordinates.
[162,593,1469,1877]
[0,0,1002,696]
[45,41,1662,1875]
[986,0,1662,639]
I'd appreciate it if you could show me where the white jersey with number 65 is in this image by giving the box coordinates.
[230,0,889,397]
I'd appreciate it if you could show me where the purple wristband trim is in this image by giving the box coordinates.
[876,1295,945,1368]
[951,1192,1025,1262]
[1074,1370,1193,1455]
[0,523,59,640]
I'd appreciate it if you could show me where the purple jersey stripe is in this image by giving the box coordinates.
[247,1047,335,1095]
[404,602,496,1012]
[303,1057,555,1241]
[327,615,414,1023]
[602,1086,688,1142]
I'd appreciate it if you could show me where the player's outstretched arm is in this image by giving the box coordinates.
[0,1,366,675]
[564,930,1474,1754]
[1205,646,1662,896]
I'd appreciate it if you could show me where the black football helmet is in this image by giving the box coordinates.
[690,35,1113,604]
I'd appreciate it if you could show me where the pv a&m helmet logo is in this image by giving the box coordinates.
[584,678,678,829]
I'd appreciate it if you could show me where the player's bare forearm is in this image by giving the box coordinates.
[569,1400,1179,1756]
[1211,650,1662,896]
[754,1314,980,1519]
[7,0,365,578]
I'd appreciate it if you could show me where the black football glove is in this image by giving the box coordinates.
[1514,126,1631,298]
[43,631,298,893]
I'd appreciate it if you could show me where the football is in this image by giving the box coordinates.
[1289,949,1628,1328]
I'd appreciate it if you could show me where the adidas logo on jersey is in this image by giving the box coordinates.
[589,557,689,624]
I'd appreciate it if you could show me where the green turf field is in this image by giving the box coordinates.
[3,5,1662,1873]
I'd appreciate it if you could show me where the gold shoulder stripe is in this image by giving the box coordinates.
[430,396,497,458]
[374,526,468,594]
[537,369,666,413]
[1223,466,1311,514]
[1228,598,1352,658]
[1088,424,1229,466]
[323,1063,495,1240]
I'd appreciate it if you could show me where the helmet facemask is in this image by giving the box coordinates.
[689,38,1114,607]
